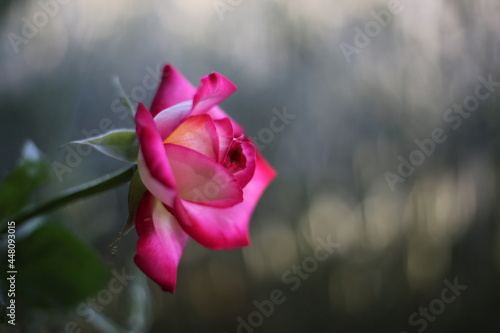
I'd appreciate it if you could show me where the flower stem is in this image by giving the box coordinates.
[4,165,137,230]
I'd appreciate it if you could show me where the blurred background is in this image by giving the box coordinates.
[1,0,500,332]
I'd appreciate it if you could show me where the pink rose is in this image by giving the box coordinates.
[134,65,276,292]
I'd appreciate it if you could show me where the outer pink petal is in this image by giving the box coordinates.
[150,65,196,117]
[153,70,244,138]
[214,118,234,163]
[174,152,277,249]
[165,114,219,161]
[191,73,237,115]
[134,191,189,293]
[189,72,245,135]
[165,143,243,207]
[136,103,177,206]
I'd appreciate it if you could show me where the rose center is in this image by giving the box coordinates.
[224,143,246,173]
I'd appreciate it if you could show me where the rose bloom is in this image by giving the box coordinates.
[134,65,276,292]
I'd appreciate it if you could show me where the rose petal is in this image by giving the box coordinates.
[191,73,237,115]
[165,143,243,207]
[136,103,177,206]
[174,152,276,249]
[209,106,245,137]
[134,191,189,293]
[150,65,196,117]
[165,114,219,161]
[153,70,245,138]
[230,140,256,188]
[154,100,193,140]
[189,73,245,135]
[213,118,234,163]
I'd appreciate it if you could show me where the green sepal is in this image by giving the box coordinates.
[109,170,146,254]
[68,129,139,163]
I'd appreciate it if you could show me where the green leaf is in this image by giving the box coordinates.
[68,129,139,163]
[109,171,145,254]
[0,140,49,220]
[0,221,109,308]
